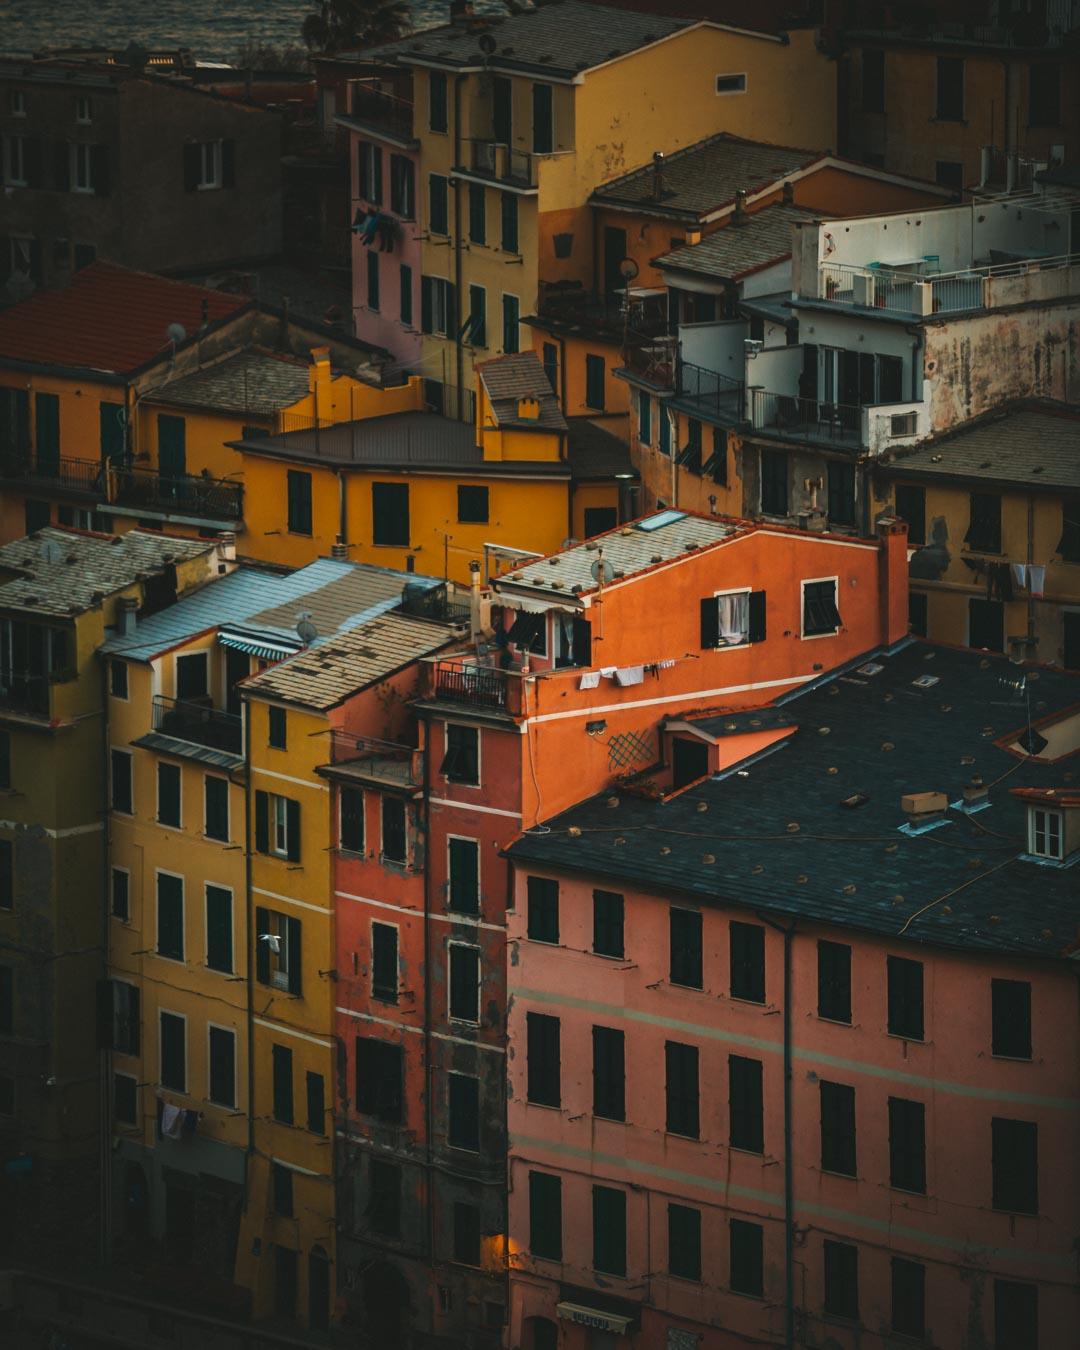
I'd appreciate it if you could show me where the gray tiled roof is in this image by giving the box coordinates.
[591,134,820,217]
[566,418,635,480]
[509,642,1080,960]
[358,1,690,77]
[148,350,311,418]
[0,528,214,619]
[479,352,567,432]
[658,202,811,281]
[886,406,1080,492]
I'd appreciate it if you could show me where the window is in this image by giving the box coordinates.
[760,448,788,515]
[889,1097,926,1193]
[268,706,287,750]
[729,1055,764,1152]
[862,49,885,113]
[909,591,928,638]
[453,1202,481,1265]
[372,481,410,546]
[501,192,518,253]
[465,284,486,346]
[205,886,233,974]
[703,425,727,484]
[823,1240,858,1320]
[529,1171,562,1260]
[0,964,11,1034]
[803,578,841,637]
[371,922,398,1003]
[730,922,765,1002]
[175,651,207,702]
[992,1117,1038,1214]
[382,796,407,864]
[994,1279,1038,1350]
[507,609,546,656]
[429,173,449,235]
[0,840,11,911]
[527,1011,560,1107]
[715,72,747,95]
[502,293,520,354]
[159,1011,186,1092]
[965,491,1001,554]
[969,596,1004,653]
[111,981,140,1055]
[992,979,1032,1059]
[356,1036,403,1122]
[894,484,925,546]
[110,661,128,699]
[272,1043,293,1123]
[668,1204,701,1281]
[111,867,129,922]
[527,876,559,944]
[156,873,184,961]
[208,1026,236,1107]
[447,837,479,914]
[359,141,382,202]
[730,1218,764,1297]
[114,1073,137,1126]
[891,1257,925,1339]
[935,56,964,121]
[286,469,312,535]
[592,1185,626,1276]
[111,749,133,814]
[75,95,92,124]
[676,418,702,473]
[541,341,558,392]
[1028,808,1062,861]
[936,160,964,191]
[390,154,414,217]
[592,1026,625,1121]
[442,724,479,785]
[190,138,228,191]
[700,589,766,649]
[637,389,651,443]
[255,907,302,995]
[255,791,300,862]
[340,787,364,853]
[585,354,605,411]
[457,484,488,524]
[449,942,480,1024]
[366,250,380,311]
[399,263,413,326]
[369,1158,401,1235]
[306,1071,325,1134]
[429,70,448,132]
[9,90,25,117]
[272,1162,293,1217]
[1057,495,1080,561]
[448,1073,480,1151]
[204,775,229,842]
[468,181,486,244]
[1029,61,1060,127]
[669,908,703,989]
[886,955,924,1040]
[593,890,624,958]
[665,1040,699,1138]
[532,83,553,154]
[828,462,856,526]
[420,276,455,336]
[820,1080,856,1176]
[2,134,29,186]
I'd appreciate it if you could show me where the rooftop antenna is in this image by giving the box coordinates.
[590,552,615,587]
[166,322,187,355]
[296,611,318,646]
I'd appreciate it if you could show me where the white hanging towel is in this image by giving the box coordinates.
[600,666,617,678]
[1010,563,1027,589]
[161,1102,183,1139]
[1028,564,1046,597]
[615,665,644,687]
[578,670,601,689]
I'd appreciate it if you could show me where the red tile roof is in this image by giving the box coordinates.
[0,261,249,375]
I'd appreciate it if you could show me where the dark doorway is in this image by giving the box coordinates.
[224,645,249,717]
[362,1261,409,1345]
[124,1163,149,1240]
[1064,612,1080,670]
[672,737,710,789]
[275,1245,298,1319]
[603,226,628,297]
[164,1179,195,1263]
[308,1245,330,1331]
[969,598,1004,653]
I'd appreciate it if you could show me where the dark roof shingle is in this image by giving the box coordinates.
[886,406,1080,492]
[657,202,813,280]
[148,350,310,418]
[479,352,567,432]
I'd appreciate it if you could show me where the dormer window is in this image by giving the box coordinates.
[1028,808,1063,861]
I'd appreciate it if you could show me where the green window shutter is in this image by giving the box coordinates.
[592,1184,626,1276]
[747,590,767,645]
[285,798,301,862]
[448,837,478,913]
[420,276,434,334]
[532,83,553,154]
[157,414,186,480]
[668,1203,701,1281]
[156,873,184,961]
[254,791,269,854]
[729,1054,764,1152]
[157,762,181,827]
[306,1071,325,1134]
[286,915,302,996]
[272,1043,293,1124]
[399,264,413,327]
[255,906,270,984]
[208,1026,235,1106]
[340,787,364,853]
[34,393,60,477]
[205,775,229,841]
[206,885,233,974]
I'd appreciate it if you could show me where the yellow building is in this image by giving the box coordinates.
[0,526,221,1268]
[874,403,1080,666]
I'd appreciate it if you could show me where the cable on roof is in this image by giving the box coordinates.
[896,854,1017,937]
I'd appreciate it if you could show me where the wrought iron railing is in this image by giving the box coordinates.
[537,286,668,338]
[433,662,507,710]
[0,451,105,496]
[400,581,471,626]
[470,140,535,186]
[112,467,243,521]
[350,82,414,140]
[152,695,242,754]
[621,333,677,389]
[676,360,744,419]
[750,390,862,446]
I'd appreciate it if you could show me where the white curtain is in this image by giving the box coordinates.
[717,593,749,644]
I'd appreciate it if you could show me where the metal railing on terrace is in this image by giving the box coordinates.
[112,466,243,521]
[152,694,242,755]
[427,656,523,714]
[349,81,414,140]
[816,252,1080,315]
[537,285,669,338]
[749,389,862,447]
[621,333,677,389]
[469,139,535,187]
[0,669,55,716]
[675,360,744,420]
[0,451,105,496]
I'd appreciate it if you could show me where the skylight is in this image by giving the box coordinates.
[633,510,687,533]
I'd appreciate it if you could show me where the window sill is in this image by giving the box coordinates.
[801,628,841,641]
[886,1031,925,1045]
[817,1015,853,1027]
[820,1168,857,1180]
[525,1099,561,1111]
[591,950,625,961]
[990,1053,1033,1063]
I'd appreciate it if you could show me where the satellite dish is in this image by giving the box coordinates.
[166,322,187,346]
[296,610,318,646]
[478,33,496,55]
[590,557,615,585]
[618,257,639,281]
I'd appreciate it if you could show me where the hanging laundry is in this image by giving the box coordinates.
[599,666,617,678]
[615,665,644,687]
[1011,562,1028,590]
[578,670,601,689]
[1028,564,1046,597]
[160,1102,183,1139]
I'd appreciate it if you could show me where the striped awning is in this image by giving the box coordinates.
[218,631,299,662]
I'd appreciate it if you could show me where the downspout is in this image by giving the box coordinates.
[453,75,467,421]
[761,913,797,1349]
[420,709,436,1267]
[244,702,256,1166]
[338,470,347,548]
[1027,492,1036,647]
[99,660,113,1268]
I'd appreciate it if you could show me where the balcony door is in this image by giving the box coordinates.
[158,414,186,484]
[34,393,60,477]
[604,226,628,298]
[492,76,512,145]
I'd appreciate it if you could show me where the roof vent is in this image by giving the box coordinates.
[782,180,794,205]
[117,596,139,636]
[899,790,949,835]
[732,189,749,226]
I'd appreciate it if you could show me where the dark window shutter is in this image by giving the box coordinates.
[90,144,110,196]
[272,1043,293,1124]
[700,597,719,649]
[529,1171,562,1260]
[729,1054,764,1152]
[420,276,434,333]
[96,979,113,1049]
[747,590,767,644]
[24,136,42,189]
[992,979,1032,1058]
[54,140,70,192]
[286,916,302,995]
[0,237,9,284]
[306,1071,325,1134]
[221,138,236,189]
[285,798,301,862]
[254,790,269,854]
[572,616,591,667]
[255,906,270,984]
[183,142,200,192]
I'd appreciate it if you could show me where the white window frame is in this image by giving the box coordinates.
[3,135,27,187]
[71,141,93,194]
[206,1022,238,1108]
[75,96,92,125]
[110,659,129,701]
[155,867,185,964]
[112,979,140,1058]
[156,759,183,830]
[800,575,841,640]
[174,649,209,702]
[447,940,481,1026]
[198,139,222,190]
[447,1070,481,1153]
[113,1070,138,1126]
[715,73,748,96]
[110,864,131,923]
[158,1008,187,1093]
[111,747,134,816]
[1028,808,1063,861]
[204,882,234,974]
[443,721,481,788]
[446,834,481,914]
[370,918,400,1003]
[271,793,290,859]
[10,90,25,118]
[431,276,451,336]
[710,586,752,650]
[204,773,230,843]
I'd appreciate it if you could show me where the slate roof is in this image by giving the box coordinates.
[148,350,310,418]
[242,611,454,711]
[0,262,247,374]
[495,510,742,599]
[509,641,1080,960]
[0,528,214,619]
[358,1,691,78]
[657,203,812,281]
[591,134,819,219]
[479,352,567,432]
[669,704,798,738]
[566,418,636,480]
[885,406,1080,492]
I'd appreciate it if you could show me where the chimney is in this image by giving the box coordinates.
[117,596,139,636]
[331,540,349,560]
[962,776,990,812]
[652,151,666,202]
[216,531,237,574]
[469,559,482,641]
[782,180,794,206]
[685,227,702,246]
[901,791,948,827]
[309,345,332,420]
[516,396,540,420]
[877,516,909,648]
[732,189,749,226]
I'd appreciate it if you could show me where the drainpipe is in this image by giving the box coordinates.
[453,75,468,421]
[244,703,256,1166]
[761,914,797,1349]
[100,664,113,1268]
[420,709,436,1267]
[338,471,347,547]
[1027,492,1036,647]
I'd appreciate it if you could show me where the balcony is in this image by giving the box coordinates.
[0,451,105,498]
[152,695,242,755]
[673,360,744,422]
[468,140,535,187]
[325,731,421,792]
[0,670,54,717]
[535,284,669,341]
[425,657,523,716]
[749,389,862,448]
[621,333,677,390]
[112,466,243,522]
[347,81,415,143]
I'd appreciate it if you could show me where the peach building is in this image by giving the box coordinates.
[504,640,1080,1349]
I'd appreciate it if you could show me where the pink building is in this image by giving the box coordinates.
[505,642,1080,1350]
[339,69,422,372]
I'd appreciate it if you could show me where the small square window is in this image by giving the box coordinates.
[457,485,489,524]
[1028,807,1063,860]
[715,73,747,95]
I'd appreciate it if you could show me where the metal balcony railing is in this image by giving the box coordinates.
[621,333,677,389]
[469,140,535,187]
[676,360,744,420]
[350,82,414,140]
[0,670,54,716]
[152,695,242,754]
[537,285,669,338]
[0,451,105,496]
[112,467,243,521]
[750,390,862,446]
[433,662,508,710]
